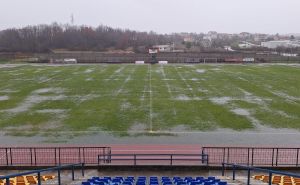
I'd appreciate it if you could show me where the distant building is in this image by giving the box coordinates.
[238,41,260,49]
[152,45,172,52]
[261,40,300,49]
[239,32,251,38]
[254,34,268,42]
[183,36,195,43]
[280,53,298,57]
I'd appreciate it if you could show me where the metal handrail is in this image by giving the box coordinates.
[202,147,300,167]
[98,153,209,166]
[0,146,111,166]
[0,163,85,185]
[222,163,300,185]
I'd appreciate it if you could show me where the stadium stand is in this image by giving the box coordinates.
[253,175,300,185]
[0,175,55,185]
[0,163,84,185]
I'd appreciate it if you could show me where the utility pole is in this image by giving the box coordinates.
[71,14,74,25]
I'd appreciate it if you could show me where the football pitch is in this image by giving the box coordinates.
[0,63,300,137]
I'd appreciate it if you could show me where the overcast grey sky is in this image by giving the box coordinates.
[0,0,299,34]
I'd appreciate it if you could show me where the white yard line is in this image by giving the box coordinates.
[114,66,136,96]
[161,65,177,116]
[174,66,195,97]
[161,65,173,97]
[106,65,126,81]
[149,64,153,132]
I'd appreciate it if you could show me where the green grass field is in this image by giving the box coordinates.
[0,63,300,136]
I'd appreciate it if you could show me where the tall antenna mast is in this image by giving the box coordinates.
[71,14,74,25]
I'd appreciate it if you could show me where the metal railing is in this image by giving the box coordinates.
[202,147,300,166]
[222,163,300,185]
[0,146,111,166]
[0,163,84,185]
[98,153,209,166]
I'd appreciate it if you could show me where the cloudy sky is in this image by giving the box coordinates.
[0,0,299,34]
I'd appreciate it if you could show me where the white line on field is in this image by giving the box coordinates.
[174,66,195,97]
[161,65,177,116]
[114,66,136,96]
[161,65,173,97]
[149,64,153,133]
[106,65,126,80]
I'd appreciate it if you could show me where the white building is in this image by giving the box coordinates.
[153,45,172,52]
[261,40,300,49]
[238,41,260,49]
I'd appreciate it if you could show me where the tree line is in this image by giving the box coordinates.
[0,23,175,53]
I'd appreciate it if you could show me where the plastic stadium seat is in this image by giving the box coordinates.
[207,177,215,181]
[82,182,91,185]
[218,181,227,185]
[112,179,122,183]
[253,175,263,180]
[136,181,146,185]
[95,182,106,185]
[204,181,212,185]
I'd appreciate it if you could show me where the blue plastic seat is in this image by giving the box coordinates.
[204,182,212,185]
[207,177,215,181]
[136,181,146,185]
[190,181,202,185]
[112,179,122,183]
[196,177,204,181]
[82,182,91,185]
[218,182,227,185]
[176,182,187,185]
[94,182,106,185]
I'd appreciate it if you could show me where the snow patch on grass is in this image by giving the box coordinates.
[2,88,66,113]
[0,89,18,93]
[273,91,300,102]
[196,69,206,73]
[121,102,132,111]
[0,96,9,101]
[210,97,232,105]
[174,95,201,101]
[0,64,20,69]
[36,109,67,114]
[231,108,250,116]
[84,69,94,73]
[86,78,93,81]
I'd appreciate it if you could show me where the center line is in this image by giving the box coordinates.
[149,64,153,133]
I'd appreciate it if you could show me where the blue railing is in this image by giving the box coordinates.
[0,163,84,185]
[98,154,209,166]
[222,163,300,185]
